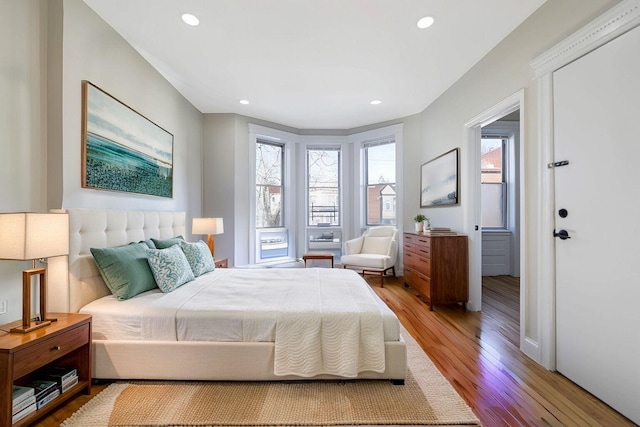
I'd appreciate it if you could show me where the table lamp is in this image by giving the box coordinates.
[192,217,224,257]
[0,212,69,333]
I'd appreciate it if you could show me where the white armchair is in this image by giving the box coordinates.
[340,226,398,287]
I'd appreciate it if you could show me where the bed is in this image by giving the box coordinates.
[50,208,406,383]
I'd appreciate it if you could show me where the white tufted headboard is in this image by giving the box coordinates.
[48,208,186,313]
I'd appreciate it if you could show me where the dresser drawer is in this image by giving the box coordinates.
[405,251,431,275]
[403,242,416,255]
[405,267,431,297]
[13,323,90,379]
[403,233,417,246]
[404,250,419,269]
[415,236,431,256]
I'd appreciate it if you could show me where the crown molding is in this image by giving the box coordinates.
[531,0,640,78]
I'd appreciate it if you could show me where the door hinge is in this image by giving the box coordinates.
[548,160,569,168]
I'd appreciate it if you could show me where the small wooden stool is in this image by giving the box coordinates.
[302,253,334,268]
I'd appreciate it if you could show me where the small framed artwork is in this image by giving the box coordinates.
[420,148,459,207]
[81,81,174,198]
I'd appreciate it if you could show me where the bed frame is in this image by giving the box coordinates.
[49,208,406,382]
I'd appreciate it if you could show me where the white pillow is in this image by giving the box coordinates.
[361,236,391,255]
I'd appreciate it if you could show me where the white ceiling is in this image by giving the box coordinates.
[82,0,545,130]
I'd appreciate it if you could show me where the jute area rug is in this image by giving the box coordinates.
[62,328,480,427]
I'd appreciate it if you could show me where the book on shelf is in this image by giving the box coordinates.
[39,366,78,389]
[12,401,36,424]
[61,374,79,393]
[12,384,34,407]
[36,388,60,409]
[12,395,36,416]
[26,379,58,401]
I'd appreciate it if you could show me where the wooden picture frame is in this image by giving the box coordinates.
[81,81,174,198]
[420,148,459,207]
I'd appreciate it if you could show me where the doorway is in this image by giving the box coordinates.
[463,90,526,353]
[480,112,520,277]
[480,112,521,339]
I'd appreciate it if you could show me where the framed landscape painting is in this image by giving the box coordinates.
[81,81,173,198]
[420,148,459,207]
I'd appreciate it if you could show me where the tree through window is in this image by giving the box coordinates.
[255,141,284,228]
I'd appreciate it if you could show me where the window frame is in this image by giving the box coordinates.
[481,135,508,230]
[255,139,285,229]
[363,138,397,227]
[249,124,296,265]
[348,124,403,236]
[306,146,342,227]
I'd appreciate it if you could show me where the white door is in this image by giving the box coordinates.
[553,25,640,424]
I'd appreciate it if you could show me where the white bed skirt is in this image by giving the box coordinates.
[92,338,407,382]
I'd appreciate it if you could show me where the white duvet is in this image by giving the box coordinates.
[81,267,395,378]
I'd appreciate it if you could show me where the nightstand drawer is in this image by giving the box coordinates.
[13,323,90,379]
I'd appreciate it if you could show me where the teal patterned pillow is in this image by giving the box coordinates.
[146,245,195,292]
[179,240,215,277]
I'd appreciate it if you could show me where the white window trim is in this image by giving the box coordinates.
[298,135,350,257]
[246,123,403,264]
[305,144,343,227]
[348,124,403,237]
[249,124,298,264]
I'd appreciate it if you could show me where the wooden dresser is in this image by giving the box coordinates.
[403,232,469,310]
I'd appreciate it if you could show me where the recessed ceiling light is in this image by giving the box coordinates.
[370,100,382,105]
[181,13,200,26]
[417,16,434,29]
[239,99,250,105]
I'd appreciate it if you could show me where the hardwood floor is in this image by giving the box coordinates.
[36,275,633,426]
[371,275,634,427]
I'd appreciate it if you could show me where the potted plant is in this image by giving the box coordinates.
[413,214,427,232]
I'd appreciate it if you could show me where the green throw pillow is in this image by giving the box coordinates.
[179,240,215,276]
[146,245,195,293]
[151,235,185,249]
[90,242,158,300]
[140,239,156,249]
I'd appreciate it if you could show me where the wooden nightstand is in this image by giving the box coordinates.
[0,313,92,427]
[214,258,228,268]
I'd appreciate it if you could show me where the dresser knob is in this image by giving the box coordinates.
[51,345,61,351]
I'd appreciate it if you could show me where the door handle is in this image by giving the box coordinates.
[553,229,571,240]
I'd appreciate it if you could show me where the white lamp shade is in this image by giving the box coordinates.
[0,212,69,260]
[192,217,224,235]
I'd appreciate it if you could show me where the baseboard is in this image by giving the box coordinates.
[521,336,541,365]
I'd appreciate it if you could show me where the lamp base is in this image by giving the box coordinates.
[10,319,51,334]
[11,267,53,334]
